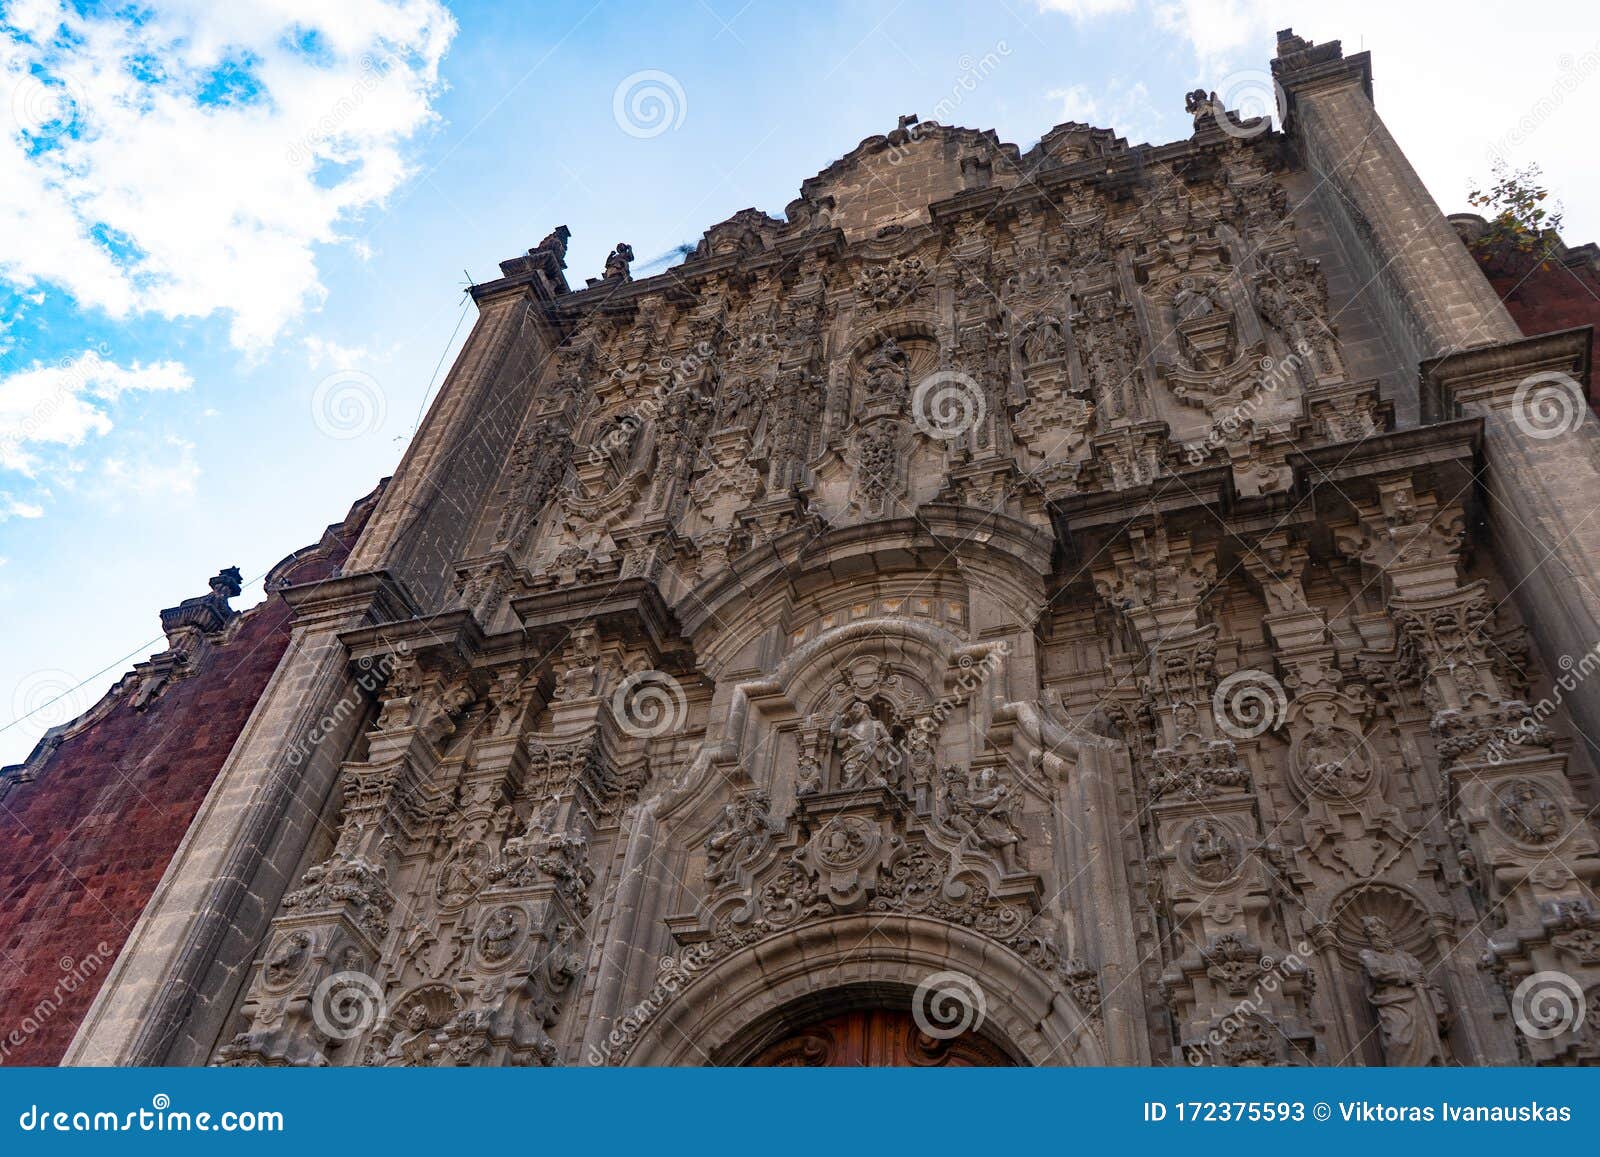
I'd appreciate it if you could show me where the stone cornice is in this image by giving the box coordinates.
[277,568,418,630]
[1421,326,1594,417]
[512,576,688,663]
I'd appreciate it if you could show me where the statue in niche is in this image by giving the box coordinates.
[941,765,1021,873]
[382,1005,438,1067]
[861,338,910,406]
[904,718,937,805]
[1357,916,1448,1066]
[1019,317,1065,367]
[831,700,896,788]
[718,378,763,433]
[599,414,641,476]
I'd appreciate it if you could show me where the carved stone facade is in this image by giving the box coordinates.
[60,31,1600,1067]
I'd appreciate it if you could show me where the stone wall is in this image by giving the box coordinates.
[0,487,381,1064]
[59,30,1600,1068]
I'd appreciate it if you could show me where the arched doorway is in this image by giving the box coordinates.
[616,914,1106,1066]
[747,1008,1015,1066]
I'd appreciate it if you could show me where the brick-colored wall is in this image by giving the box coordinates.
[0,488,380,1065]
[1454,213,1600,395]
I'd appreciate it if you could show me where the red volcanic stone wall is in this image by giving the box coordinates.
[0,489,380,1065]
[1455,215,1600,402]
[1476,246,1600,339]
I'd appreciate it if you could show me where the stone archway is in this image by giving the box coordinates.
[747,1008,1015,1067]
[617,913,1105,1067]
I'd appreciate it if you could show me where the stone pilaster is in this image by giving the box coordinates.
[1272,29,1520,369]
[1424,329,1600,768]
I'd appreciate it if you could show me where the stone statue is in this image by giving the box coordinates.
[831,700,895,788]
[383,1005,437,1066]
[861,338,909,405]
[1357,916,1448,1066]
[705,790,771,887]
[718,379,763,432]
[941,765,1021,873]
[603,242,634,281]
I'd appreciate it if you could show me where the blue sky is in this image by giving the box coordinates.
[2,0,1598,764]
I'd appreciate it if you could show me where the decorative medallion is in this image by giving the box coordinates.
[1181,818,1241,884]
[476,905,526,967]
[262,931,312,991]
[813,815,877,870]
[1292,725,1375,800]
[1494,779,1564,846]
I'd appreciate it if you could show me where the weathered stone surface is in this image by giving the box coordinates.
[28,30,1600,1067]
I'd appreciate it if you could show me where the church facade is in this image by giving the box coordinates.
[38,30,1600,1066]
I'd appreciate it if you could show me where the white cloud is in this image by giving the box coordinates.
[99,435,200,500]
[0,493,44,520]
[1048,84,1103,124]
[304,334,373,371]
[0,349,192,475]
[1050,79,1163,143]
[0,1,457,350]
[1039,1,1600,236]
[1036,0,1137,16]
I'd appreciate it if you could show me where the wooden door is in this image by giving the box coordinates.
[746,1008,1014,1067]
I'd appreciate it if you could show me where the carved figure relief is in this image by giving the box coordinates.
[1357,917,1448,1066]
